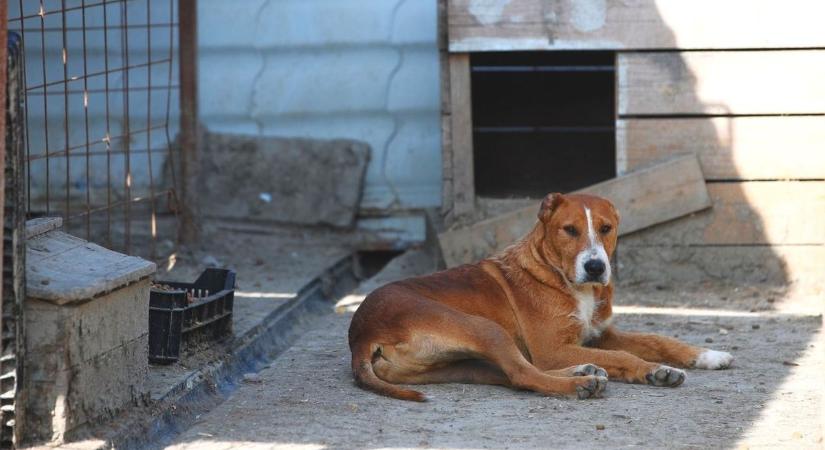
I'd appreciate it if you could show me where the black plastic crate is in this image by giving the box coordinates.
[148,269,236,364]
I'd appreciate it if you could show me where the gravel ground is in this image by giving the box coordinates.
[165,272,823,449]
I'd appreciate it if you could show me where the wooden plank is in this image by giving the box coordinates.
[439,0,453,219]
[617,117,825,180]
[622,182,825,246]
[448,53,475,220]
[440,113,454,219]
[438,155,710,267]
[618,245,825,290]
[448,0,825,52]
[618,51,825,115]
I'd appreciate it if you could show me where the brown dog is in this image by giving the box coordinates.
[348,193,732,401]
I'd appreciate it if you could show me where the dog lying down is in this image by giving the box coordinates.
[348,193,733,401]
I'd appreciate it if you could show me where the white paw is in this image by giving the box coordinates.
[694,350,733,369]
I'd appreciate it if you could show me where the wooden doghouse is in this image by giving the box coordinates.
[439,0,825,289]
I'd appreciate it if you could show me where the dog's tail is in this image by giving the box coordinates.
[351,343,427,402]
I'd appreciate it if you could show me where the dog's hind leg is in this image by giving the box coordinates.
[393,360,510,386]
[373,305,607,399]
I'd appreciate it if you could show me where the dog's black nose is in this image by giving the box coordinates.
[584,259,605,277]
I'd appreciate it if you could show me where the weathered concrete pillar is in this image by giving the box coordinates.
[22,218,155,444]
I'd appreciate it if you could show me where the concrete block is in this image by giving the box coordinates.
[26,281,149,365]
[23,221,153,444]
[391,0,438,44]
[387,47,441,112]
[256,0,399,47]
[252,48,400,116]
[200,132,370,228]
[24,280,150,444]
[26,333,148,443]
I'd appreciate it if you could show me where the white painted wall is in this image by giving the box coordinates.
[198,0,442,209]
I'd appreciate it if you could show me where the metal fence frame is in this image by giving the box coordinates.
[5,0,198,260]
[0,1,199,446]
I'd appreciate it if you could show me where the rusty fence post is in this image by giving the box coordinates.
[178,0,199,244]
[0,0,8,326]
[0,0,9,446]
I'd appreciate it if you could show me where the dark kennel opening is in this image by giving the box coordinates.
[471,51,616,198]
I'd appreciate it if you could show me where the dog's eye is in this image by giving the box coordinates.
[563,225,579,237]
[600,224,612,234]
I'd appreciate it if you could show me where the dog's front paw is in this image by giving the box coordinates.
[646,365,686,387]
[693,350,733,370]
[574,375,608,399]
[573,363,608,379]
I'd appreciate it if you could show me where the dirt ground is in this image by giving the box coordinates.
[162,251,824,450]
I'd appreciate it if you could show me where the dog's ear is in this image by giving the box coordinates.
[538,193,564,223]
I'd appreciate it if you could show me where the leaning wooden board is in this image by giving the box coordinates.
[448,0,825,52]
[617,51,825,115]
[438,155,711,267]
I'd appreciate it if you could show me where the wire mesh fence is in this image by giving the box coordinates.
[7,0,184,260]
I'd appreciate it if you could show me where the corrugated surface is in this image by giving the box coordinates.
[198,0,442,209]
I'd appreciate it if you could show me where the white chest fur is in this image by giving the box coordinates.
[572,287,603,342]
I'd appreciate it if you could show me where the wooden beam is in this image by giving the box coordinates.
[438,0,453,220]
[618,51,825,115]
[618,117,825,180]
[622,181,825,246]
[448,53,475,220]
[438,155,710,267]
[448,0,825,52]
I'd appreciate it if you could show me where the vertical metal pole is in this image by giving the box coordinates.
[0,0,9,326]
[178,0,199,243]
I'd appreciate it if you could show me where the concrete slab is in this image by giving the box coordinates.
[200,132,370,228]
[164,253,824,450]
[166,301,824,450]
[25,216,63,239]
[27,229,156,305]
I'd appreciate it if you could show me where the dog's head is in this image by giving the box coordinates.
[536,193,619,286]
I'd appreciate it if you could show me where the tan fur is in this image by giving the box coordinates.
[348,193,716,401]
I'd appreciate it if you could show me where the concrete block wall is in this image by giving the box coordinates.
[199,0,442,210]
[23,219,154,444]
[24,282,150,444]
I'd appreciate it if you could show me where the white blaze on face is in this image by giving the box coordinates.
[574,206,611,284]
